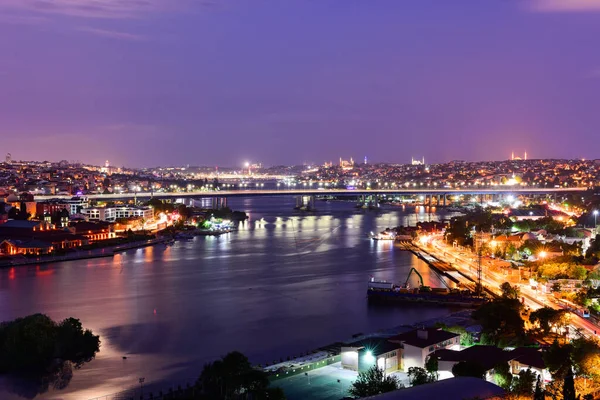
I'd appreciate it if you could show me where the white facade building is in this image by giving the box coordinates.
[81,206,153,222]
[388,328,460,371]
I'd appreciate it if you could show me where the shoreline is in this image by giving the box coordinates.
[0,237,168,268]
[264,308,475,379]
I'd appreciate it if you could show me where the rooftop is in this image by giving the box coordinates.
[388,328,459,349]
[509,347,546,370]
[343,337,401,356]
[432,345,512,371]
[361,377,505,400]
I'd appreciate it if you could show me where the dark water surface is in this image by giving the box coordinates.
[0,198,455,399]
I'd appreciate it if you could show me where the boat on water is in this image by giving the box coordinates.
[370,231,397,241]
[367,273,486,307]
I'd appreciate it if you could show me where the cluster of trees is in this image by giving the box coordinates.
[0,314,100,397]
[195,351,285,400]
[512,217,567,234]
[448,357,540,397]
[472,283,526,346]
[434,323,474,347]
[210,208,248,221]
[533,257,588,281]
[146,199,194,224]
[7,203,31,220]
[541,338,600,399]
[349,366,402,398]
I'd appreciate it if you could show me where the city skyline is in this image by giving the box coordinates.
[2,1,600,167]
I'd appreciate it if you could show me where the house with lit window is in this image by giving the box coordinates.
[68,221,115,242]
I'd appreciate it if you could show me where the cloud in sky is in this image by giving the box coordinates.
[588,68,600,78]
[0,14,50,25]
[529,0,600,12]
[1,0,180,19]
[77,26,146,41]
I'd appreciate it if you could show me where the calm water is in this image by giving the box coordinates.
[0,198,455,399]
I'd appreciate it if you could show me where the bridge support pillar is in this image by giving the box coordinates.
[443,194,447,207]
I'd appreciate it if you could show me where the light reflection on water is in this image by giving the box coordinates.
[0,199,459,399]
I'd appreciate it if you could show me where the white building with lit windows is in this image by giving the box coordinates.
[81,206,153,222]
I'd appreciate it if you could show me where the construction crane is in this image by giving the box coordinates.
[404,268,431,292]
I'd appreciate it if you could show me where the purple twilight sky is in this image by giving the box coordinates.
[1,0,600,168]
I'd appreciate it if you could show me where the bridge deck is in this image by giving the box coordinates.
[33,187,587,201]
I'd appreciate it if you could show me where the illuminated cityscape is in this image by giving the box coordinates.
[4,1,600,400]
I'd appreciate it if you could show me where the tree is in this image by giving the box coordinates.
[0,314,100,396]
[533,375,545,400]
[442,325,474,347]
[451,361,486,379]
[196,351,282,399]
[571,337,600,380]
[407,366,433,386]
[472,297,524,344]
[563,367,576,400]
[511,368,537,396]
[543,339,572,380]
[7,205,30,220]
[349,366,400,397]
[529,307,568,336]
[493,362,512,390]
[551,282,562,293]
[425,355,439,382]
[500,282,520,300]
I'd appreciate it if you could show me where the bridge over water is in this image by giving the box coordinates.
[34,187,587,209]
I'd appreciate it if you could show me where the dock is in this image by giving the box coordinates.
[396,240,497,297]
[397,241,460,284]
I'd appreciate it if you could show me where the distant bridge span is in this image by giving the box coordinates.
[34,187,588,202]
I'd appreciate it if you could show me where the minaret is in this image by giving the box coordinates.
[524,151,528,160]
[422,156,425,165]
[364,156,367,165]
[511,151,514,161]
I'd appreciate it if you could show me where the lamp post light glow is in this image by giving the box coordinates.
[364,350,375,364]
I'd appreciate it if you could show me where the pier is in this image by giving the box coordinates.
[397,241,497,297]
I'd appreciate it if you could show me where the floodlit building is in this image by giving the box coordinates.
[388,328,460,370]
[341,338,401,375]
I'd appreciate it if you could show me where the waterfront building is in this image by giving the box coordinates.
[0,221,85,255]
[69,221,115,242]
[81,205,153,222]
[0,239,54,255]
